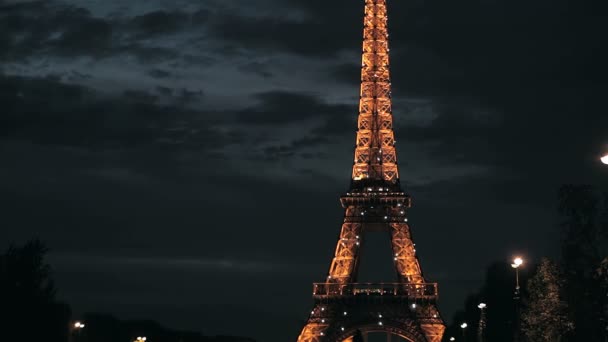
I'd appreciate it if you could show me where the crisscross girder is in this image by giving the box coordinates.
[352,0,399,185]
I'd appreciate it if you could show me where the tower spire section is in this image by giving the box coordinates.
[352,0,399,189]
[296,1,445,341]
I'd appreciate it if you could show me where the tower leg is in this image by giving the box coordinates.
[390,223,423,283]
[420,323,445,342]
[327,221,363,283]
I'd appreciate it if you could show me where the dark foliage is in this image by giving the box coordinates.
[445,185,608,342]
[521,258,573,342]
[79,313,257,342]
[0,239,71,342]
[558,185,608,342]
[442,261,534,342]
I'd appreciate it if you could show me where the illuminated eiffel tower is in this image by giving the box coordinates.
[296,1,445,341]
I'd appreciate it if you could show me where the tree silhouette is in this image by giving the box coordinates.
[521,258,573,342]
[558,185,608,341]
[77,312,257,342]
[0,239,71,342]
[442,261,534,342]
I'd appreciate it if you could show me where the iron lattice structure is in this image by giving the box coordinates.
[296,1,445,341]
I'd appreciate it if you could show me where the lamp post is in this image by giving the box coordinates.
[511,257,523,297]
[71,321,85,342]
[477,303,487,342]
[511,257,524,342]
[460,323,468,340]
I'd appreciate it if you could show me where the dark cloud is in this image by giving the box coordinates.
[2,1,608,342]
[237,61,273,78]
[0,74,231,152]
[207,6,359,57]
[236,91,353,125]
[131,10,188,36]
[148,68,171,79]
[0,3,207,62]
[262,135,329,161]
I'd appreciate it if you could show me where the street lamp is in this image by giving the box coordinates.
[461,322,468,339]
[511,257,523,297]
[601,154,608,165]
[71,321,85,342]
[450,338,456,341]
[135,337,147,342]
[511,257,524,342]
[478,303,487,342]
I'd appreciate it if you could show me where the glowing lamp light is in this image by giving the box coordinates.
[450,338,456,341]
[74,322,85,329]
[602,154,608,165]
[511,257,523,268]
[460,323,468,329]
[478,303,487,309]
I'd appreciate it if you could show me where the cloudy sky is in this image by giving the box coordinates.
[1,0,608,341]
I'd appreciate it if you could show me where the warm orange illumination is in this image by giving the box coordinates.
[350,0,398,184]
[296,1,444,342]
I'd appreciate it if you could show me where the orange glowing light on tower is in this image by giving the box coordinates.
[296,1,445,342]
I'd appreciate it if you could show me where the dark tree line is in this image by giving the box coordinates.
[443,185,608,342]
[558,185,608,341]
[0,240,256,342]
[0,239,71,342]
[442,261,534,342]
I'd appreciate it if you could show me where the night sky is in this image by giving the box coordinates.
[1,0,608,341]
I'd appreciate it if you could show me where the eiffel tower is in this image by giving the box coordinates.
[296,1,445,341]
